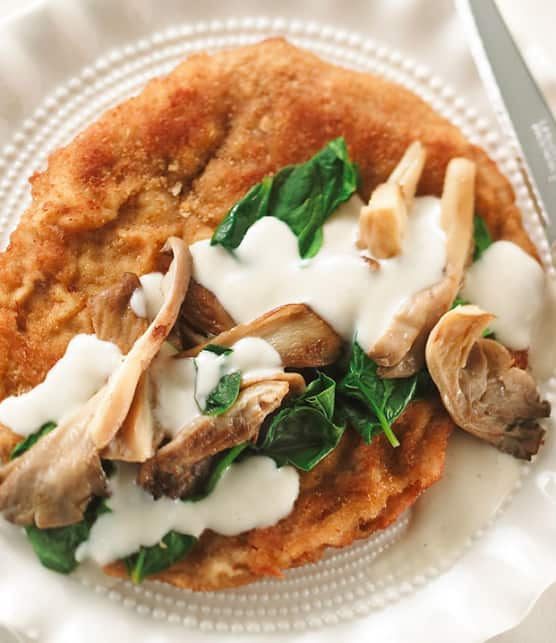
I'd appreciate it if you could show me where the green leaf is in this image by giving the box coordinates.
[202,344,233,356]
[24,497,110,574]
[211,138,360,258]
[337,343,419,447]
[451,296,469,309]
[473,214,493,261]
[188,443,249,501]
[10,422,56,460]
[25,522,90,574]
[257,372,345,471]
[201,371,241,416]
[124,531,196,584]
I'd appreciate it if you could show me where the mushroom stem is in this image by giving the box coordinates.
[369,156,475,374]
[440,158,476,279]
[357,141,426,259]
[387,140,426,206]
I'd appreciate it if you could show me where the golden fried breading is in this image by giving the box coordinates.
[0,38,535,398]
[104,400,452,589]
[0,39,535,589]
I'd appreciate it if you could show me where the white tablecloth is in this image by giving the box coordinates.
[0,1,554,641]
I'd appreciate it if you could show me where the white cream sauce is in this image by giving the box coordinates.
[194,337,282,409]
[367,431,524,580]
[0,334,122,436]
[151,338,283,436]
[130,272,166,321]
[190,195,446,352]
[461,240,545,349]
[76,456,299,565]
[149,344,199,436]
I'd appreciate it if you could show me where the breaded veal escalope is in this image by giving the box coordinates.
[0,39,537,590]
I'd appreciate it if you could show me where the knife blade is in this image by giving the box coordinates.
[456,0,556,249]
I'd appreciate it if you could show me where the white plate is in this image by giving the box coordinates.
[0,6,555,643]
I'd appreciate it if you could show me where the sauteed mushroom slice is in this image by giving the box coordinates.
[138,379,292,499]
[88,238,192,450]
[102,374,163,463]
[0,394,108,528]
[90,275,160,462]
[425,305,550,459]
[88,273,147,353]
[180,303,342,369]
[371,157,476,376]
[357,141,426,259]
[179,280,236,336]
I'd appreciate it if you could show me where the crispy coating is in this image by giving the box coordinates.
[105,400,453,589]
[0,38,535,399]
[0,39,536,588]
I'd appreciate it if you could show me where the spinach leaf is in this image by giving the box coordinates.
[200,371,241,416]
[10,422,56,460]
[211,138,360,258]
[25,523,90,574]
[124,531,196,584]
[337,343,418,447]
[195,346,241,416]
[25,498,110,574]
[473,214,493,261]
[188,443,249,502]
[257,372,345,471]
[201,443,248,496]
[202,344,233,356]
[451,296,470,309]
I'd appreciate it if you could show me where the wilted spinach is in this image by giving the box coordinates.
[124,531,196,584]
[257,372,344,471]
[473,214,493,261]
[211,138,360,258]
[10,422,56,460]
[337,343,419,447]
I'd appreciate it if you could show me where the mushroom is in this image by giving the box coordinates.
[425,305,550,459]
[357,141,426,259]
[0,393,108,528]
[179,280,236,337]
[138,379,296,499]
[88,273,147,354]
[89,274,161,462]
[179,303,342,368]
[370,157,476,376]
[101,374,163,463]
[88,237,192,449]
[0,238,192,527]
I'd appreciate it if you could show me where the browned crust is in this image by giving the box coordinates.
[0,39,537,589]
[0,38,536,399]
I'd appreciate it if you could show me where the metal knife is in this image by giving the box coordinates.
[456,0,556,252]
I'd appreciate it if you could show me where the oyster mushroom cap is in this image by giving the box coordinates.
[88,272,147,354]
[138,379,294,499]
[0,393,108,528]
[371,157,476,376]
[425,304,550,459]
[179,303,342,369]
